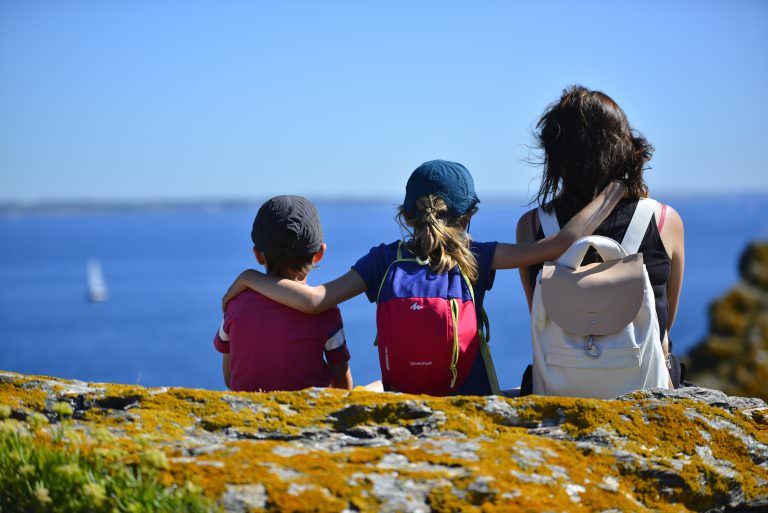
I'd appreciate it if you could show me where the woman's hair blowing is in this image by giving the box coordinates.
[397,195,479,283]
[535,85,653,215]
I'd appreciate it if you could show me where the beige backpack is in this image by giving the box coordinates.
[531,199,671,398]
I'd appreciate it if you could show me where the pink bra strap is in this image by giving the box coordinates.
[658,204,668,233]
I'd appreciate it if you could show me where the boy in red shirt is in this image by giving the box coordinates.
[214,195,352,391]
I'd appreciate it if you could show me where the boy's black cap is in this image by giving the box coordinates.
[251,195,323,258]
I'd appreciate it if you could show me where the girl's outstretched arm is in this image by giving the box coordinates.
[492,180,627,270]
[222,269,367,314]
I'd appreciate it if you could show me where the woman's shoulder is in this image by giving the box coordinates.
[643,197,684,231]
[651,200,684,249]
[516,207,539,225]
[663,204,683,229]
[516,208,539,242]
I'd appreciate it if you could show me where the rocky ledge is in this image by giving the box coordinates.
[1,372,767,512]
[685,242,768,401]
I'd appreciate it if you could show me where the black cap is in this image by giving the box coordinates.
[251,195,323,258]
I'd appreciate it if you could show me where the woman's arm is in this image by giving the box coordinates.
[493,181,627,270]
[516,209,538,311]
[222,269,367,314]
[659,205,685,330]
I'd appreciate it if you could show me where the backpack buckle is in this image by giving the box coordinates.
[584,335,601,358]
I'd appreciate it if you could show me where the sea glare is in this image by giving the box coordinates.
[1,196,767,391]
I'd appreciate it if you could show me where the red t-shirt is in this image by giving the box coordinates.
[214,290,349,392]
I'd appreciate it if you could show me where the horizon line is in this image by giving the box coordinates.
[3,189,768,204]
[1,191,768,215]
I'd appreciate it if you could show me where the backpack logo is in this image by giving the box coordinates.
[410,303,424,311]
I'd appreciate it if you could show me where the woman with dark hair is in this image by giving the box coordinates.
[517,85,685,391]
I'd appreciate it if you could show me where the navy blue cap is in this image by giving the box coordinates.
[251,195,323,258]
[403,160,480,216]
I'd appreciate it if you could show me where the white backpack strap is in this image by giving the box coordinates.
[537,206,560,237]
[621,198,657,255]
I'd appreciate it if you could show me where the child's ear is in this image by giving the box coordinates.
[253,247,267,266]
[312,243,327,265]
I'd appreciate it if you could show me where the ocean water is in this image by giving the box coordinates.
[1,196,766,391]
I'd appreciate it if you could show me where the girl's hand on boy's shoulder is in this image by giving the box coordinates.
[222,269,263,311]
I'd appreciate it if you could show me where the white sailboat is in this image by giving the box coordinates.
[87,259,108,302]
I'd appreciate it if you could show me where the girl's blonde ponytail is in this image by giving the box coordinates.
[397,195,479,283]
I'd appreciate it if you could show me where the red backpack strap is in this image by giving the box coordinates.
[658,203,668,233]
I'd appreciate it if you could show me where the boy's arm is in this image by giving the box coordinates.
[222,353,232,390]
[329,362,353,390]
[323,318,351,389]
[223,269,367,314]
[213,319,232,389]
[492,181,627,270]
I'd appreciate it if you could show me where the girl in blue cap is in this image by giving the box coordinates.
[222,160,626,395]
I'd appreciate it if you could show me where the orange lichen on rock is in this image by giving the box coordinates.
[0,370,767,512]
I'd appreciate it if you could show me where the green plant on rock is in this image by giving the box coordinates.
[0,424,218,513]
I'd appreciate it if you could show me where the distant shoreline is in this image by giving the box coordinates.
[0,198,398,217]
[1,193,766,217]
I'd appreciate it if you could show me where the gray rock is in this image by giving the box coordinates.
[220,483,267,513]
[466,475,496,503]
[376,453,468,477]
[685,407,768,466]
[509,469,554,485]
[481,397,532,427]
[220,394,269,415]
[381,426,412,441]
[329,400,433,431]
[344,425,413,444]
[420,437,480,461]
[353,471,451,513]
[344,425,379,439]
[527,425,573,441]
[618,386,767,413]
[565,483,586,503]
[261,462,302,482]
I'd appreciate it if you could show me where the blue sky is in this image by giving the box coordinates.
[1,0,767,202]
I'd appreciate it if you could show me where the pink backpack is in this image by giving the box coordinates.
[375,242,498,396]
